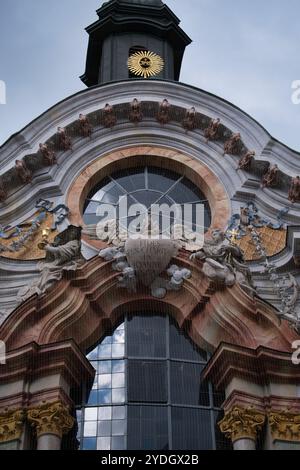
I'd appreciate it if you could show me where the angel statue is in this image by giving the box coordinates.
[190,229,255,296]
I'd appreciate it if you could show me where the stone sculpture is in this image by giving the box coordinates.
[103,103,117,128]
[57,127,72,151]
[261,164,279,188]
[0,178,7,202]
[224,133,241,156]
[129,98,143,124]
[204,118,221,142]
[237,150,255,171]
[157,99,170,125]
[190,229,255,296]
[288,176,300,203]
[15,160,32,184]
[182,107,197,132]
[78,114,93,137]
[39,143,57,166]
[17,225,83,303]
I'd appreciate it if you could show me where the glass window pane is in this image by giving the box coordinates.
[87,390,98,406]
[98,374,112,388]
[98,361,112,374]
[99,344,112,358]
[83,421,97,437]
[98,407,112,420]
[112,388,125,403]
[112,406,126,420]
[98,390,112,404]
[128,360,167,403]
[112,436,125,450]
[98,420,112,437]
[112,420,126,436]
[170,362,209,406]
[113,329,125,344]
[84,408,98,421]
[172,408,212,450]
[127,315,166,358]
[97,437,111,450]
[169,317,207,362]
[127,405,168,451]
[86,348,98,360]
[112,344,125,358]
[112,360,125,373]
[112,373,125,388]
[101,335,112,345]
[82,438,96,450]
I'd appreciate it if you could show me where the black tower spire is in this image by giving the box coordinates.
[81,0,192,86]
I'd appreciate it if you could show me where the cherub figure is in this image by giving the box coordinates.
[261,164,279,188]
[237,150,255,171]
[129,98,143,124]
[224,133,241,156]
[288,176,300,203]
[103,103,117,128]
[182,107,197,132]
[39,143,57,166]
[15,160,32,184]
[157,99,170,125]
[57,127,72,151]
[79,113,93,137]
[204,118,221,142]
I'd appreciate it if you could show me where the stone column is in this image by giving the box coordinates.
[218,406,265,450]
[267,410,300,450]
[0,409,26,450]
[27,401,74,451]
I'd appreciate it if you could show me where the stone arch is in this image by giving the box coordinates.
[66,145,231,251]
[0,254,296,356]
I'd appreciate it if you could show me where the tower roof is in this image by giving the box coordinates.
[81,0,192,86]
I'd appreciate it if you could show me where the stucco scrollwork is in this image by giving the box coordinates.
[27,402,74,439]
[218,407,266,443]
[0,409,26,444]
[268,411,300,442]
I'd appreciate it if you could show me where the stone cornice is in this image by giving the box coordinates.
[202,343,300,390]
[0,341,95,405]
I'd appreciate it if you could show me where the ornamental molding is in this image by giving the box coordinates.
[27,401,74,439]
[0,409,25,444]
[219,406,266,443]
[269,410,300,442]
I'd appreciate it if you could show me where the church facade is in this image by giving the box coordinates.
[1,0,300,451]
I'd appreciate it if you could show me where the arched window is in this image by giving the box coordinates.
[83,166,211,235]
[76,314,231,450]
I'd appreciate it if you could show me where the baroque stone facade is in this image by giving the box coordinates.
[0,0,300,451]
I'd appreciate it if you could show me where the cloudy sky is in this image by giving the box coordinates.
[0,0,299,150]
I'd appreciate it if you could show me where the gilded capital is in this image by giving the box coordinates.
[219,406,265,443]
[0,409,26,443]
[27,401,74,439]
[269,410,300,442]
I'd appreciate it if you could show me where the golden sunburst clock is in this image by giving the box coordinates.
[127,51,164,78]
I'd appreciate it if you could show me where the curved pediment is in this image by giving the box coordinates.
[0,252,296,355]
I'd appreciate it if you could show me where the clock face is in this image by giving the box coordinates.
[128,51,164,78]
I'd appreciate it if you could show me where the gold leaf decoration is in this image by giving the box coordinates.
[128,51,164,78]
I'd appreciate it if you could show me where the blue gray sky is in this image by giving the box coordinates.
[0,0,299,150]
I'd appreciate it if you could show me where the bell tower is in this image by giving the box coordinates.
[81,0,192,86]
